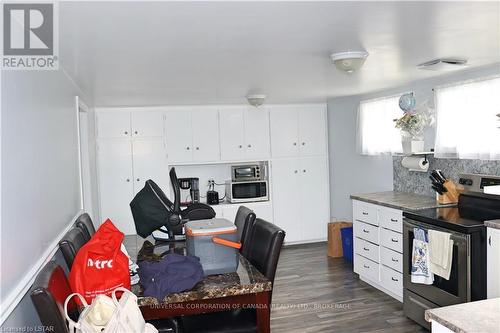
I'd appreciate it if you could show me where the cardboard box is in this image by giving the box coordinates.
[327,221,353,258]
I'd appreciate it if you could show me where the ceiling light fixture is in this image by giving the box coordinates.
[246,94,266,107]
[330,51,369,73]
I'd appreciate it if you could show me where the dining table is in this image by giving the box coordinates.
[123,235,272,333]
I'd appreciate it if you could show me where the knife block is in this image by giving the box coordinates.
[436,180,463,204]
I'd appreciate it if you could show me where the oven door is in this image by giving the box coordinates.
[403,218,470,307]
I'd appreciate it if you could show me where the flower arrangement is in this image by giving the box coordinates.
[394,112,424,139]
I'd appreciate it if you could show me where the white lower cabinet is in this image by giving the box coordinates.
[272,156,330,243]
[353,200,403,301]
[212,202,273,223]
[97,138,168,235]
[487,227,500,298]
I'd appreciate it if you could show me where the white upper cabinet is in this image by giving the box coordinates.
[132,138,168,194]
[298,106,327,156]
[96,110,131,138]
[269,105,327,158]
[192,109,220,162]
[165,107,220,163]
[131,111,164,137]
[244,107,270,160]
[219,106,270,161]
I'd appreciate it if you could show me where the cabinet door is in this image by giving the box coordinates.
[271,159,301,242]
[132,139,168,195]
[244,107,270,160]
[192,109,220,162]
[248,203,273,223]
[298,105,327,156]
[219,108,245,161]
[298,156,330,241]
[222,205,240,223]
[269,107,299,158]
[165,110,193,163]
[131,111,164,137]
[487,228,500,298]
[97,139,135,234]
[96,111,131,138]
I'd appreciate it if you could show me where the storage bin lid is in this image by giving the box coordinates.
[185,218,237,236]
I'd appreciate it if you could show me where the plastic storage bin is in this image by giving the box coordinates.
[341,226,354,262]
[185,218,241,275]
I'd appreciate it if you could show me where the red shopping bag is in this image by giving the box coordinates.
[69,219,131,303]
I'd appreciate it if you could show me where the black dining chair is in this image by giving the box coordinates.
[234,206,256,257]
[180,218,285,333]
[31,261,80,333]
[58,227,87,269]
[74,212,96,241]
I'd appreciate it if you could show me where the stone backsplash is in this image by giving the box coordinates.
[393,156,500,196]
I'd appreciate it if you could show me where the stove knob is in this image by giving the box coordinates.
[459,178,466,185]
[466,179,473,186]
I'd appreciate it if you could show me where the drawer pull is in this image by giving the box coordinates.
[391,277,399,282]
[391,238,399,243]
[363,229,369,233]
[362,212,369,215]
[363,247,369,251]
[363,264,370,269]
[390,218,398,222]
[391,257,399,262]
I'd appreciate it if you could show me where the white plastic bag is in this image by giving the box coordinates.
[64,289,158,333]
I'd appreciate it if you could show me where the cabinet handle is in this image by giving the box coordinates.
[302,142,305,146]
[391,238,399,243]
[126,178,130,182]
[239,145,243,148]
[362,212,369,215]
[391,277,399,282]
[186,147,190,150]
[247,144,251,148]
[124,131,128,135]
[302,169,306,173]
[363,247,369,251]
[294,170,298,174]
[390,218,398,222]
[363,264,370,269]
[362,229,369,233]
[134,131,138,135]
[293,142,297,146]
[136,178,140,182]
[489,236,492,246]
[392,257,399,262]
[196,147,200,150]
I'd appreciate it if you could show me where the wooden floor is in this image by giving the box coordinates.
[271,242,427,333]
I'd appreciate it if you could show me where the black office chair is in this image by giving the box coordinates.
[58,227,87,269]
[75,212,96,241]
[31,261,79,333]
[180,218,285,333]
[234,206,256,257]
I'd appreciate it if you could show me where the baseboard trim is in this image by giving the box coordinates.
[0,210,84,325]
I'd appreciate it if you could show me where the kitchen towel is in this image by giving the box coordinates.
[411,228,434,285]
[428,230,454,280]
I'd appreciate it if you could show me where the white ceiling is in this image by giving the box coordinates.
[59,1,500,107]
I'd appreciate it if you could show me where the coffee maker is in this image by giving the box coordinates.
[178,177,200,206]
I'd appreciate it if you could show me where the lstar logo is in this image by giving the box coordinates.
[2,2,58,70]
[87,258,114,269]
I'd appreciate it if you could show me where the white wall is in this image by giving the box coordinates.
[1,68,90,328]
[327,63,500,222]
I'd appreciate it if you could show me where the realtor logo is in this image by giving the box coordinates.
[2,2,58,70]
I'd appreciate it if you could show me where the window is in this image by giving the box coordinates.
[357,96,402,155]
[434,77,500,160]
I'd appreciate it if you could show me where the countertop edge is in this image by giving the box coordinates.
[424,310,467,333]
[350,193,456,211]
[485,219,500,230]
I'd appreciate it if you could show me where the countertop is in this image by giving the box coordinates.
[425,298,500,333]
[485,219,500,230]
[350,191,456,211]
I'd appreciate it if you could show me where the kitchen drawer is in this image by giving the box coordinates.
[354,221,379,244]
[354,238,379,263]
[379,208,403,233]
[380,265,403,297]
[380,246,403,273]
[380,227,402,253]
[353,200,378,226]
[355,254,379,282]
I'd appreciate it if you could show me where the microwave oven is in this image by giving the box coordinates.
[226,180,268,203]
[231,164,265,182]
